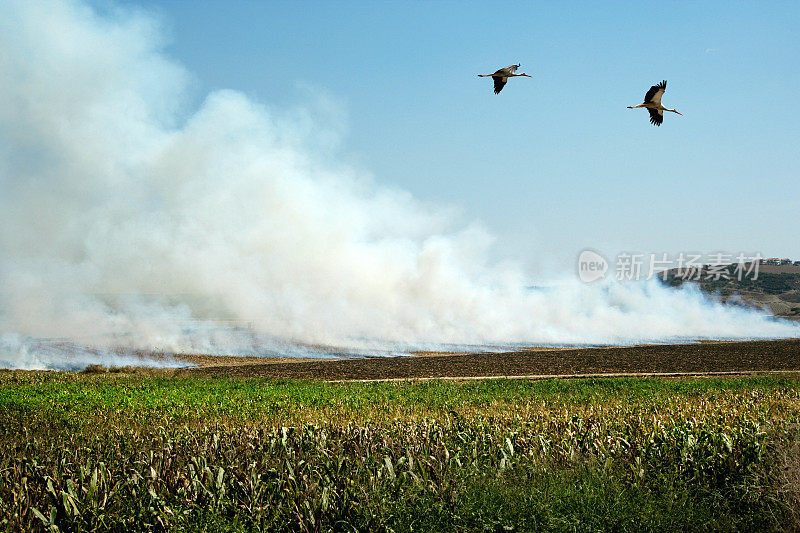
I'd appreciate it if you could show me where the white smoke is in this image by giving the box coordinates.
[0,0,797,370]
[0,333,187,371]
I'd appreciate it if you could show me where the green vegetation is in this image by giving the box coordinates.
[2,373,800,531]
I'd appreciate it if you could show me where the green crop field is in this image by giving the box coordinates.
[2,373,800,531]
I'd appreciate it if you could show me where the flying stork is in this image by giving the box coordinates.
[478,64,532,94]
[627,80,682,126]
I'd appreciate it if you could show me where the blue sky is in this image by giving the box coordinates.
[110,0,799,274]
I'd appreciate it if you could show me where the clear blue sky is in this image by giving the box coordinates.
[110,0,799,274]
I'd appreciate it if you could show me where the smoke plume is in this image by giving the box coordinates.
[0,0,797,370]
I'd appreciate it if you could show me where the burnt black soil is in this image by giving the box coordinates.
[180,339,800,381]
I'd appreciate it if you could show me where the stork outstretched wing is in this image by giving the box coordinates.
[648,108,663,126]
[644,80,667,105]
[492,76,508,94]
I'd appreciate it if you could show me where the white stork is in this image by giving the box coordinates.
[627,80,682,126]
[478,64,532,94]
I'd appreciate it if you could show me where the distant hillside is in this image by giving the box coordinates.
[661,264,800,321]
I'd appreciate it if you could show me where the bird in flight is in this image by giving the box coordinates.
[478,64,532,94]
[627,80,682,126]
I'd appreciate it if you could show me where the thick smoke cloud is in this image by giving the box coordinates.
[0,0,797,369]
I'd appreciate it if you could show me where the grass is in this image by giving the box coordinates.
[1,373,799,531]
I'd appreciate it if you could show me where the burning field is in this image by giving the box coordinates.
[177,338,800,381]
[1,0,799,374]
[4,338,800,531]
